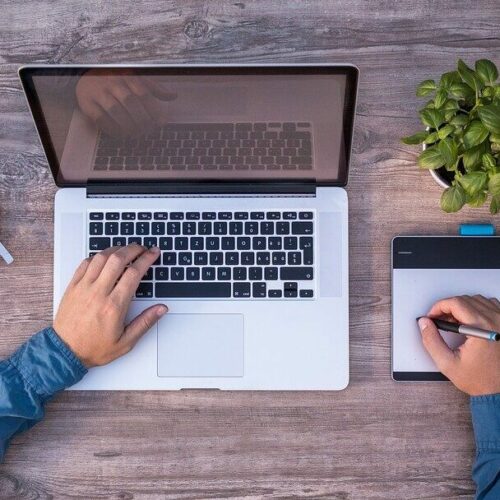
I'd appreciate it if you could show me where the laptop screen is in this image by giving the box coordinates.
[20,66,358,187]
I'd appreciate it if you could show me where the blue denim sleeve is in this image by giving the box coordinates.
[470,394,500,500]
[0,327,87,461]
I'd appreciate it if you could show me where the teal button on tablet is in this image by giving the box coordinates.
[459,224,496,236]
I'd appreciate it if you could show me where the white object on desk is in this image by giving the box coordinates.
[0,242,13,264]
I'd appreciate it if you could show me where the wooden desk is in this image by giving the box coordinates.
[0,1,498,497]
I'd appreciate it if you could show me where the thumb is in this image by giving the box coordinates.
[418,317,458,376]
[145,79,178,101]
[121,304,168,348]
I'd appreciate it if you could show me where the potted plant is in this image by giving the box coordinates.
[402,59,500,213]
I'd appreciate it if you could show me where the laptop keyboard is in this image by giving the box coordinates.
[88,210,315,300]
[94,122,313,172]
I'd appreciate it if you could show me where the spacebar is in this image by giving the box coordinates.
[155,283,231,298]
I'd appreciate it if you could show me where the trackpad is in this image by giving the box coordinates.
[157,314,244,377]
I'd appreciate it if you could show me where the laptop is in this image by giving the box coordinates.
[19,64,358,390]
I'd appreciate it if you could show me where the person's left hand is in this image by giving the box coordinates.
[53,244,167,368]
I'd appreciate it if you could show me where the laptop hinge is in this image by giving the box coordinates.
[86,182,317,197]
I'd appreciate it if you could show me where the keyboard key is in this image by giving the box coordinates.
[143,268,153,281]
[299,211,313,219]
[175,238,189,251]
[280,267,313,280]
[154,212,168,220]
[241,252,254,265]
[229,222,243,235]
[156,282,231,298]
[250,212,265,220]
[300,289,314,298]
[144,237,158,248]
[198,222,212,235]
[268,237,282,250]
[89,222,103,235]
[292,222,313,235]
[272,252,286,265]
[210,252,223,265]
[152,222,165,235]
[252,237,266,250]
[217,267,231,280]
[183,222,196,235]
[252,282,266,298]
[179,252,192,265]
[136,283,153,298]
[194,252,208,265]
[171,267,185,280]
[167,222,181,235]
[233,267,247,281]
[284,237,298,250]
[159,237,173,250]
[128,237,142,245]
[105,222,119,235]
[186,267,200,280]
[235,212,249,220]
[300,237,314,265]
[136,222,150,235]
[264,267,278,280]
[155,267,169,280]
[284,289,298,298]
[218,212,232,220]
[163,252,177,265]
[202,212,216,220]
[214,222,227,235]
[225,252,239,265]
[206,237,220,250]
[256,252,270,265]
[190,237,204,250]
[138,212,152,220]
[90,212,104,220]
[283,212,297,220]
[233,282,251,298]
[260,221,274,235]
[202,267,216,280]
[105,212,120,220]
[288,252,302,265]
[89,238,111,251]
[113,237,126,247]
[268,289,282,298]
[266,212,281,219]
[221,237,235,250]
[245,222,258,235]
[237,237,251,250]
[121,222,134,235]
[170,212,184,220]
[276,222,290,235]
[249,267,263,280]
[186,212,200,220]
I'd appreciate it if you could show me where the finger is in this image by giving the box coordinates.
[96,243,148,294]
[489,297,500,308]
[68,257,91,287]
[84,246,122,282]
[110,247,160,306]
[418,317,458,377]
[119,304,168,348]
[111,82,153,134]
[79,99,120,138]
[427,296,478,324]
[142,78,178,101]
[95,93,136,137]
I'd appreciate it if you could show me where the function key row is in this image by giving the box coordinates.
[89,211,314,221]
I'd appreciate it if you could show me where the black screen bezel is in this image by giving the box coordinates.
[19,64,358,189]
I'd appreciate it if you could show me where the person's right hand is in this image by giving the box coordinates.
[418,295,500,396]
[75,70,177,138]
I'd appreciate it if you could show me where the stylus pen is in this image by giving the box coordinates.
[0,242,13,265]
[417,317,500,342]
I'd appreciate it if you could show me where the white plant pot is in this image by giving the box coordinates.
[422,142,452,189]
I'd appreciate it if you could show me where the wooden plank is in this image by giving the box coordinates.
[0,0,498,497]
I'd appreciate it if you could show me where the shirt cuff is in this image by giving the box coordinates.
[470,394,500,453]
[9,327,87,399]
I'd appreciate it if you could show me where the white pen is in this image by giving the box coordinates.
[0,242,13,264]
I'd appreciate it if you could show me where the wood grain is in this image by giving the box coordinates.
[0,0,499,498]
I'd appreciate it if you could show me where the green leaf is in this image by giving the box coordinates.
[441,185,466,213]
[482,153,496,171]
[458,171,488,196]
[463,142,488,170]
[438,124,455,139]
[418,145,445,169]
[475,59,499,86]
[478,104,500,134]
[416,79,437,97]
[490,195,500,214]
[458,59,483,92]
[491,133,500,143]
[434,89,448,109]
[401,131,428,145]
[423,131,439,144]
[463,120,489,148]
[467,191,487,208]
[440,71,461,90]
[419,108,445,130]
[450,114,469,127]
[489,173,500,196]
[438,138,458,168]
[449,83,475,100]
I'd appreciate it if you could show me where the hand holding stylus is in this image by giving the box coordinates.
[417,295,500,396]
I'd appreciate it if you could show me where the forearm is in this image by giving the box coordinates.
[0,327,87,461]
[470,394,500,500]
